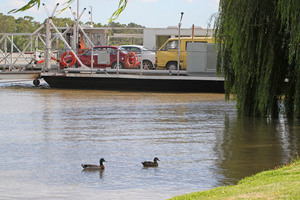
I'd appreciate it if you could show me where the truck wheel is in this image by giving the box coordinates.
[166,62,178,70]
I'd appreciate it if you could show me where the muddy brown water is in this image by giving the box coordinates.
[0,81,299,199]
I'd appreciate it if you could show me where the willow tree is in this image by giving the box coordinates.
[214,0,300,118]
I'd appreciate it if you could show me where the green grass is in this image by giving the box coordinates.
[170,158,300,200]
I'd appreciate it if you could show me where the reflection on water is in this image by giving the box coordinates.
[0,81,299,200]
[215,116,300,185]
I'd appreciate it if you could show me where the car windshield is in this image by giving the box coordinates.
[142,47,152,51]
[83,47,123,55]
[118,47,129,53]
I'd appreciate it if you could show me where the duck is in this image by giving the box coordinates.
[81,158,106,170]
[141,157,160,167]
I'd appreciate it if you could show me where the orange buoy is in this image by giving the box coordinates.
[125,52,138,68]
[61,51,76,67]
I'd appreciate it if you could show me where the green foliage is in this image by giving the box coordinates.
[8,0,41,14]
[16,16,40,33]
[0,13,16,33]
[8,0,74,14]
[214,0,300,118]
[8,0,127,24]
[85,22,103,27]
[106,21,144,46]
[170,158,300,200]
[109,0,128,24]
[277,0,300,118]
[0,14,41,51]
[50,17,74,27]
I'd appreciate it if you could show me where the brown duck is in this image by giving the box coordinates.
[81,158,106,170]
[141,157,160,167]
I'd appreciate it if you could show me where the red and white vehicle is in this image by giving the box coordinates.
[60,46,139,69]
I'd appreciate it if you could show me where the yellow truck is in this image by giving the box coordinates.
[155,37,214,70]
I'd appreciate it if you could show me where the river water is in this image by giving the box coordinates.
[0,81,299,200]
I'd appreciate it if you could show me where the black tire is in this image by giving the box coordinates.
[33,79,40,86]
[111,62,124,69]
[142,60,153,70]
[166,62,178,70]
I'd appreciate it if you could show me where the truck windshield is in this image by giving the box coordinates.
[161,40,178,51]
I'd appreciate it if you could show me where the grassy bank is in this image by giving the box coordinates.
[170,158,300,200]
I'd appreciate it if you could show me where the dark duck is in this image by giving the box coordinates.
[141,157,160,167]
[81,158,106,170]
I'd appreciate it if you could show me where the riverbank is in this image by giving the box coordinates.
[170,158,300,200]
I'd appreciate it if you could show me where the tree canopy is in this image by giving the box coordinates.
[214,0,300,118]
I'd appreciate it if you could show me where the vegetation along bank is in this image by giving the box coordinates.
[170,158,300,200]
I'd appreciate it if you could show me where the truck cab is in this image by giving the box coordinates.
[155,37,214,70]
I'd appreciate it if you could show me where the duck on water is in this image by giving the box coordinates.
[141,157,160,167]
[81,158,106,170]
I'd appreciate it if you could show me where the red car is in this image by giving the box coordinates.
[60,46,139,69]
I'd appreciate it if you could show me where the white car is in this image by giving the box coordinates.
[119,45,156,69]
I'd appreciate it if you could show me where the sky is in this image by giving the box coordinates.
[0,0,220,28]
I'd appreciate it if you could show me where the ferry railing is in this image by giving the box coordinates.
[0,32,59,71]
[68,47,187,76]
[42,3,91,71]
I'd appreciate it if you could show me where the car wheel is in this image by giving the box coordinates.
[142,60,153,70]
[166,62,179,70]
[112,62,124,69]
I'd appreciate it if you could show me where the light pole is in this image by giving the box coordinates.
[177,12,184,75]
[89,6,93,27]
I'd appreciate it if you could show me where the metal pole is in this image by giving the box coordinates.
[117,49,119,74]
[78,25,94,48]
[34,36,38,67]
[192,24,195,43]
[44,18,51,71]
[43,3,59,71]
[4,36,7,69]
[49,20,87,68]
[76,0,79,54]
[89,6,93,27]
[69,7,77,51]
[51,26,72,44]
[91,46,93,72]
[30,36,32,53]
[177,12,184,76]
[73,22,77,51]
[140,47,143,72]
[10,35,13,71]
[70,3,85,53]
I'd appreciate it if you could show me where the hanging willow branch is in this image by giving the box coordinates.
[214,0,300,118]
[8,0,128,24]
[8,0,74,13]
[109,0,128,24]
